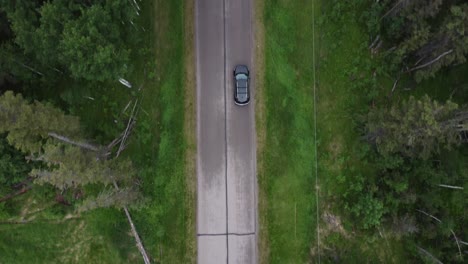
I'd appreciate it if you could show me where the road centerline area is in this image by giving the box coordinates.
[198,232,256,237]
[196,0,257,263]
[223,0,230,260]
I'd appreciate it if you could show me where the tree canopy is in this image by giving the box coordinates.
[366,95,464,159]
[0,0,135,81]
[375,1,468,81]
[0,91,140,211]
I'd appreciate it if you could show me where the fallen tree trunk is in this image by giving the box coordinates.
[0,186,32,203]
[112,99,151,264]
[406,49,453,73]
[48,132,100,152]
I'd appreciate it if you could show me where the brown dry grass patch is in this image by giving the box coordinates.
[184,0,197,262]
[253,0,268,263]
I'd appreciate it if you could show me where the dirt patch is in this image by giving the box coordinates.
[310,211,349,260]
[321,211,348,238]
[183,0,197,262]
[327,138,342,160]
[59,220,92,263]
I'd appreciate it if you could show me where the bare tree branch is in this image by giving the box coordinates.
[450,229,462,259]
[122,100,133,114]
[380,0,410,20]
[369,35,380,49]
[438,184,463,190]
[106,132,124,151]
[407,50,453,73]
[116,99,139,157]
[0,186,32,203]
[110,99,150,264]
[391,75,401,95]
[416,246,443,264]
[416,209,442,223]
[48,132,99,152]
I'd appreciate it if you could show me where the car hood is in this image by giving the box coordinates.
[235,65,249,75]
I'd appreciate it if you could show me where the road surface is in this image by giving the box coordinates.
[196,0,257,263]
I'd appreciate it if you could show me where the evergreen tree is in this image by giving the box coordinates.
[365,95,465,159]
[0,91,80,153]
[377,1,468,81]
[0,135,31,197]
[0,0,135,81]
[0,91,140,210]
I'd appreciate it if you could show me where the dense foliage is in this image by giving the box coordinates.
[1,0,194,262]
[0,91,141,211]
[0,0,145,217]
[0,136,31,197]
[366,95,466,159]
[0,0,135,82]
[319,0,468,262]
[367,0,468,81]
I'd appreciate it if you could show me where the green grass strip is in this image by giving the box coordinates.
[261,0,317,262]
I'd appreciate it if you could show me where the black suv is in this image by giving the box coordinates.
[233,65,250,106]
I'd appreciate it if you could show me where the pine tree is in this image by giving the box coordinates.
[0,91,140,210]
[0,91,80,153]
[366,95,464,159]
[0,0,135,81]
[378,1,468,81]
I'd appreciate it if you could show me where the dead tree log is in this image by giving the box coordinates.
[0,186,32,203]
[48,132,99,152]
[438,184,463,190]
[450,229,462,259]
[416,246,443,264]
[407,50,453,73]
[112,99,150,264]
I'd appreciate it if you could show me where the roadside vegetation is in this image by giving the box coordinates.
[259,0,317,262]
[0,0,194,263]
[260,0,467,263]
[316,0,468,262]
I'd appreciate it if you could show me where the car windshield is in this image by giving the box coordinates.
[236,73,248,80]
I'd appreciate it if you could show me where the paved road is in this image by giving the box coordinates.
[196,0,257,263]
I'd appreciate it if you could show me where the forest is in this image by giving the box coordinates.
[0,0,142,221]
[318,0,468,262]
[0,0,467,263]
[1,0,193,262]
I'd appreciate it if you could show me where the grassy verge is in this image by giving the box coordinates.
[259,0,316,262]
[254,0,267,262]
[183,0,197,260]
[129,0,195,262]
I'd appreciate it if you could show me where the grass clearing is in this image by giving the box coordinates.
[0,203,139,263]
[260,0,317,262]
